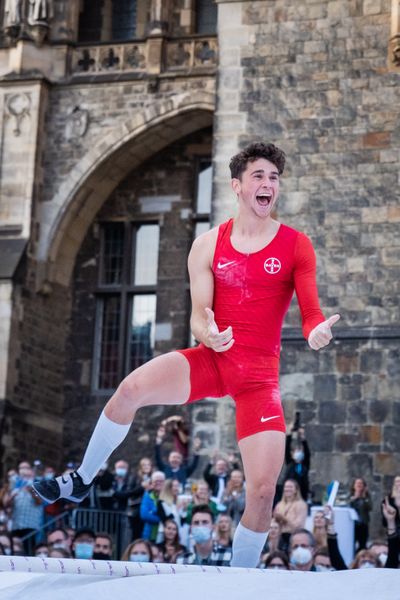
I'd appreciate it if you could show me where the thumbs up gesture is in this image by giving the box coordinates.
[308,314,340,351]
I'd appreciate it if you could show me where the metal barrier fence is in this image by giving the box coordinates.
[21,508,131,559]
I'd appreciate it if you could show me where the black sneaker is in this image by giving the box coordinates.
[32,471,93,504]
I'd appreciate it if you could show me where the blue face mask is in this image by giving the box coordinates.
[115,468,128,478]
[192,526,212,544]
[130,553,150,562]
[75,542,94,559]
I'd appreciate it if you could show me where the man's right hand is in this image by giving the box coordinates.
[204,308,234,352]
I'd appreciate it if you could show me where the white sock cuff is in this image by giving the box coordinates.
[236,522,268,542]
[98,410,131,445]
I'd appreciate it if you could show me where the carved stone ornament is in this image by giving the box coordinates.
[27,0,54,25]
[5,93,31,136]
[4,0,23,27]
[64,107,89,141]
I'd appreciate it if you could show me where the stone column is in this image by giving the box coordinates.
[212,1,251,224]
[0,79,48,438]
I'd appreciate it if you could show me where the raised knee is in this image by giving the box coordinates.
[116,374,145,408]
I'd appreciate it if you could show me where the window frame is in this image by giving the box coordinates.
[92,219,159,394]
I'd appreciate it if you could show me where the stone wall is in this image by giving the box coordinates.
[213,0,400,533]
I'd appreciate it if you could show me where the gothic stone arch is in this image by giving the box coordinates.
[37,91,215,288]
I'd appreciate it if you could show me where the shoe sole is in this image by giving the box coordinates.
[31,483,89,504]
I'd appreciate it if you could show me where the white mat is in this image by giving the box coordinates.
[1,568,399,600]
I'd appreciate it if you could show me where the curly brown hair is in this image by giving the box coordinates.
[229,142,286,180]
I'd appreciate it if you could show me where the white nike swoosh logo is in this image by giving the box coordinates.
[217,260,236,269]
[260,415,280,423]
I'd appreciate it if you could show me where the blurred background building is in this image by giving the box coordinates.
[0,0,399,531]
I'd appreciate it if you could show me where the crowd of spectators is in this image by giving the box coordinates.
[0,415,399,571]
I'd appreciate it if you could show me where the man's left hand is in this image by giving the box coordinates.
[308,314,340,351]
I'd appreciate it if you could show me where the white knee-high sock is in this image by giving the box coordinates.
[230,522,268,568]
[77,411,131,484]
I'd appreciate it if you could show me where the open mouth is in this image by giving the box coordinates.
[256,193,272,206]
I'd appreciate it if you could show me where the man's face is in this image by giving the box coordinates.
[230,470,243,487]
[231,158,280,219]
[94,537,112,556]
[290,533,314,570]
[47,530,69,549]
[168,452,183,469]
[191,512,213,532]
[151,474,165,492]
[215,460,227,475]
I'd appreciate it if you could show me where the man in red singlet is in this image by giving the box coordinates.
[33,143,340,568]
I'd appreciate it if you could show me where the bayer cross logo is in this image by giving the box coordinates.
[264,257,281,274]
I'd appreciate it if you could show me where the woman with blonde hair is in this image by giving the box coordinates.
[273,479,308,548]
[158,478,181,525]
[127,457,154,540]
[312,509,328,549]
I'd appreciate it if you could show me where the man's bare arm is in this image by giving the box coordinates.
[188,230,234,352]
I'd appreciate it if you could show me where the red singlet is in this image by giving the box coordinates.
[178,219,325,441]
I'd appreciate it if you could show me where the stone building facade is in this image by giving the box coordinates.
[0,0,399,534]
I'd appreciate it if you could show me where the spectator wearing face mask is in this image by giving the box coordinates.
[288,529,316,571]
[72,528,96,560]
[263,550,290,570]
[47,527,71,554]
[93,532,113,560]
[49,547,71,559]
[369,540,389,568]
[121,538,153,562]
[313,547,334,572]
[284,423,310,502]
[325,501,399,570]
[176,505,232,566]
[109,460,138,512]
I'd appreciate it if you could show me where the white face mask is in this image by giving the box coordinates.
[359,562,376,569]
[291,546,313,566]
[293,450,304,462]
[315,564,333,572]
[378,553,387,566]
